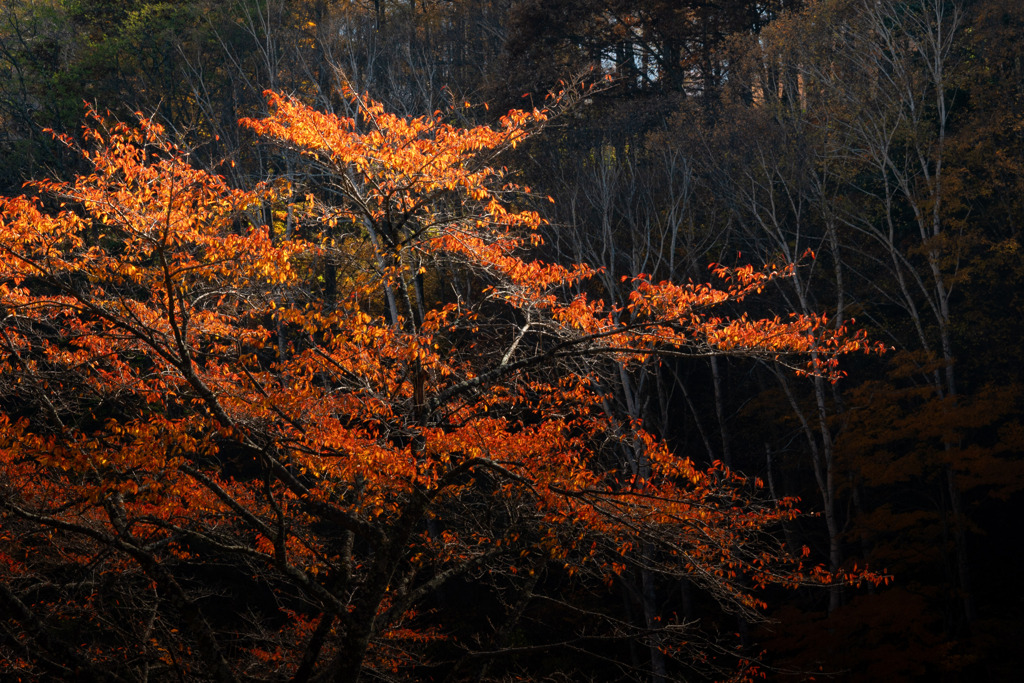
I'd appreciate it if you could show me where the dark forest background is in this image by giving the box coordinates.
[2,0,1022,680]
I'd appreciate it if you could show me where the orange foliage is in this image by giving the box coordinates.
[0,93,884,680]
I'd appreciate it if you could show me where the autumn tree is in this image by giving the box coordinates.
[0,90,882,682]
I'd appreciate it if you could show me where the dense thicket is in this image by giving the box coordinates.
[2,0,1022,680]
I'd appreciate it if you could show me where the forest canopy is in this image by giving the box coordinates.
[1,0,1023,681]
